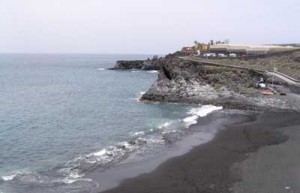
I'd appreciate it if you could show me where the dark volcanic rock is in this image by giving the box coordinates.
[109,56,165,71]
[141,58,164,70]
[109,52,191,71]
[109,60,145,70]
[109,51,299,111]
[141,58,296,111]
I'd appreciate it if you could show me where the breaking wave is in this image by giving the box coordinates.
[133,91,146,101]
[2,174,17,181]
[1,105,222,191]
[0,168,93,186]
[183,105,223,127]
[65,105,223,173]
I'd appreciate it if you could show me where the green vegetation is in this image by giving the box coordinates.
[209,50,300,79]
[202,66,262,94]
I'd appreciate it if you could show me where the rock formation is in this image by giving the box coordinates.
[109,56,166,71]
[110,52,299,111]
[141,58,296,111]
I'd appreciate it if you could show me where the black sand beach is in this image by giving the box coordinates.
[101,112,300,193]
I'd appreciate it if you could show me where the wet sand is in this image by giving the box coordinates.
[101,112,300,193]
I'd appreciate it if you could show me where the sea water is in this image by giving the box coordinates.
[0,54,222,193]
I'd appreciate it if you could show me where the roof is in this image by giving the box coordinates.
[209,44,295,53]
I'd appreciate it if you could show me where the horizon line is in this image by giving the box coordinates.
[0,52,168,55]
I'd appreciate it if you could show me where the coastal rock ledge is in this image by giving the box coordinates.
[140,58,298,111]
[109,57,164,71]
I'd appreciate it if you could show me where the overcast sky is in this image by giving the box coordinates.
[0,0,299,54]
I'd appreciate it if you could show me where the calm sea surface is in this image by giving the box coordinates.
[0,54,219,193]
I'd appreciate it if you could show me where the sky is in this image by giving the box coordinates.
[0,0,299,54]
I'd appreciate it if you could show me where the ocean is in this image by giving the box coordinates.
[0,54,223,193]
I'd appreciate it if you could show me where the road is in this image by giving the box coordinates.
[266,71,299,85]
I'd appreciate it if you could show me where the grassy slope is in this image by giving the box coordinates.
[208,50,300,79]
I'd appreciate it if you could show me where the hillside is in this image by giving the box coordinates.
[110,51,300,111]
[208,50,300,79]
[140,58,299,111]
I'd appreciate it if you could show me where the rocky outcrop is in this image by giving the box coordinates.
[109,60,145,70]
[141,58,297,111]
[141,58,165,70]
[109,51,299,111]
[110,52,191,71]
[109,57,165,71]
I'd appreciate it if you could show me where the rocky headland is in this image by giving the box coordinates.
[104,51,300,193]
[111,52,300,111]
[109,51,190,71]
[109,56,166,71]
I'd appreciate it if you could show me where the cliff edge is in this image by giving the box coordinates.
[141,58,298,111]
[109,51,299,111]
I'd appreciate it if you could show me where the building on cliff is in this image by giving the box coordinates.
[181,41,298,58]
[181,46,196,55]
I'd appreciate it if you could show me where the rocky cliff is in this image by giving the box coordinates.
[109,52,190,71]
[109,57,166,71]
[110,60,145,70]
[141,58,297,111]
[109,52,299,111]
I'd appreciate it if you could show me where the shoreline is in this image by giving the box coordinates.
[99,111,300,193]
[86,109,239,192]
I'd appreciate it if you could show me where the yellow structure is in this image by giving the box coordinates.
[194,42,210,52]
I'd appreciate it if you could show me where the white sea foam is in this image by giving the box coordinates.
[117,141,132,150]
[63,177,93,184]
[133,91,146,101]
[63,178,77,184]
[1,105,223,190]
[2,174,16,181]
[183,115,198,127]
[61,169,89,184]
[81,140,139,167]
[184,105,223,127]
[64,106,222,181]
[57,167,94,185]
[133,131,145,137]
[145,137,165,146]
[1,163,91,188]
[85,148,113,164]
[187,105,223,117]
[71,133,167,173]
[1,170,48,185]
[133,91,146,102]
[158,121,172,129]
[1,170,28,181]
[97,68,106,71]
[92,149,107,157]
[147,70,158,73]
[69,171,84,179]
